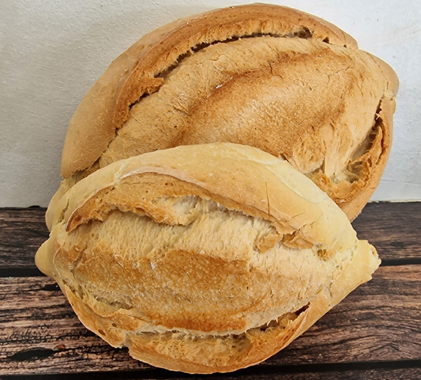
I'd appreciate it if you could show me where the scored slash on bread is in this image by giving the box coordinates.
[37,143,380,374]
[54,3,398,226]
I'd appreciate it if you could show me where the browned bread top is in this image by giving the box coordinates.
[61,3,358,177]
[58,3,398,221]
[38,143,380,373]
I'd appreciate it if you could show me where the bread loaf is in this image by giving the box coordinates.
[52,3,398,227]
[37,143,380,374]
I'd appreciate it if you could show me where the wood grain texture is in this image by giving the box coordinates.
[352,202,421,262]
[1,365,421,380]
[1,265,420,376]
[0,208,48,272]
[1,204,420,379]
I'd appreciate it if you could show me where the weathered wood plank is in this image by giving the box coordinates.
[0,203,420,275]
[1,365,420,380]
[352,202,421,262]
[270,265,421,365]
[160,366,421,380]
[1,265,420,375]
[0,208,48,271]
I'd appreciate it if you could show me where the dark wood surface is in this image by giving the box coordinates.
[1,203,420,379]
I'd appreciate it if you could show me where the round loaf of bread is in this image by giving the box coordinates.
[37,143,380,374]
[55,3,398,224]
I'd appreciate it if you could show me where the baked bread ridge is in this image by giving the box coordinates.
[58,238,376,374]
[61,3,358,179]
[54,3,399,227]
[50,143,356,251]
[36,143,380,374]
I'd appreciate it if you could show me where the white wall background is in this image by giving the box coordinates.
[1,0,420,207]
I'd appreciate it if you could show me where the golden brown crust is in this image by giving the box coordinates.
[55,143,356,252]
[61,2,357,178]
[58,3,398,222]
[37,143,380,373]
[58,237,375,374]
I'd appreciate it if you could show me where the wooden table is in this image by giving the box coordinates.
[1,203,420,379]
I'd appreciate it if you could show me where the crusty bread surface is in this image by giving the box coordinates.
[37,143,380,374]
[53,3,398,226]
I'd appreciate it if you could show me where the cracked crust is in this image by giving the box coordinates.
[55,3,398,226]
[61,3,358,178]
[37,143,380,374]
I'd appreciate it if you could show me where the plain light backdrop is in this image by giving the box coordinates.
[1,0,420,207]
